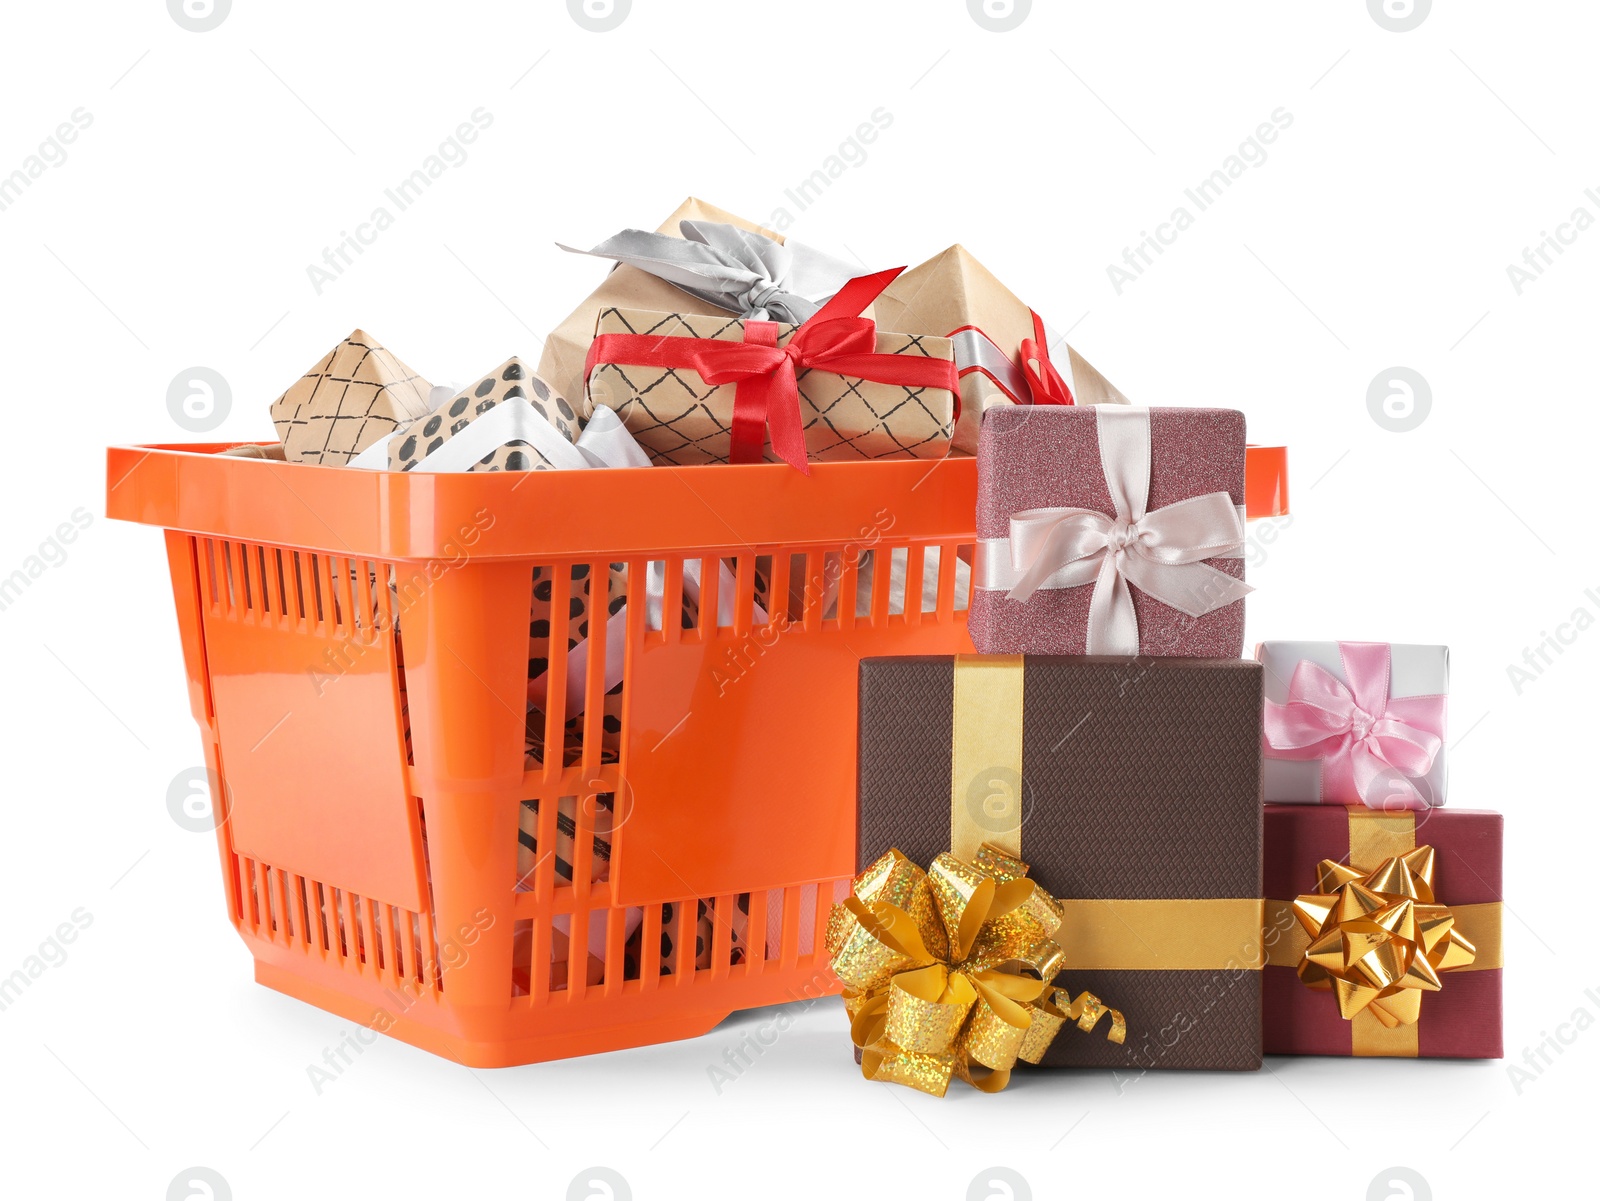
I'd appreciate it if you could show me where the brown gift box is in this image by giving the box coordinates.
[538,198,785,409]
[857,655,1264,1070]
[873,246,1129,454]
[1263,804,1504,1058]
[586,308,956,466]
[270,329,434,465]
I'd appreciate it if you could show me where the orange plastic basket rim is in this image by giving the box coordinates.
[105,443,980,561]
[106,440,1286,560]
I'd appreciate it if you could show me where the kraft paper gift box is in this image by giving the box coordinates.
[1263,804,1503,1058]
[270,330,435,465]
[541,197,860,409]
[584,281,959,468]
[1258,641,1450,808]
[872,245,1130,454]
[218,443,286,460]
[856,654,1265,1070]
[969,404,1251,657]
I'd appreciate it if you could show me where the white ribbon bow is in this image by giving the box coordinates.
[1000,407,1251,655]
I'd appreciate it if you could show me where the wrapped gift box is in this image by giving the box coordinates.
[586,303,957,466]
[559,209,858,327]
[970,405,1250,657]
[873,244,1129,453]
[526,562,632,752]
[1263,804,1503,1058]
[857,654,1265,1070]
[269,330,434,465]
[656,897,755,975]
[541,197,832,408]
[386,358,582,472]
[1259,641,1449,808]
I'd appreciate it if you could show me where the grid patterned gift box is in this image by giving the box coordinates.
[270,330,434,466]
[586,308,956,466]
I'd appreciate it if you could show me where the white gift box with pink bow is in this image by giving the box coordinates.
[1256,641,1449,809]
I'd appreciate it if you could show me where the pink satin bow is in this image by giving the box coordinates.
[1003,406,1251,655]
[1262,642,1445,809]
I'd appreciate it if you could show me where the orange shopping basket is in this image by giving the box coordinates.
[105,446,982,1066]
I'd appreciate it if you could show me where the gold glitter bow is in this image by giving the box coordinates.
[826,844,1125,1096]
[1293,844,1478,1028]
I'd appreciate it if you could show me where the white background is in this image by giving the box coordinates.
[1,1,1594,1198]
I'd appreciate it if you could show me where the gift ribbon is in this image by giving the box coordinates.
[828,844,1125,1096]
[948,655,1266,969]
[1020,310,1076,406]
[952,320,1290,519]
[559,219,860,324]
[948,655,1025,862]
[950,310,1076,407]
[949,326,1032,405]
[973,407,1251,654]
[1263,642,1446,810]
[584,268,959,473]
[1264,808,1500,1057]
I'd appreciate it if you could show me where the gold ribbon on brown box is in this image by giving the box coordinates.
[826,845,1125,1097]
[945,655,1265,974]
[1264,808,1505,1056]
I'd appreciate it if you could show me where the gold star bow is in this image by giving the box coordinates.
[826,844,1124,1096]
[1293,844,1477,1027]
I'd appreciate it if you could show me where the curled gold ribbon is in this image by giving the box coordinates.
[1292,843,1477,1028]
[827,845,1125,1096]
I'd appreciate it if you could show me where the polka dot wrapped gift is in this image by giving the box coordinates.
[386,357,583,472]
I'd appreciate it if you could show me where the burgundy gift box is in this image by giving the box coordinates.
[1263,804,1504,1058]
[969,405,1248,657]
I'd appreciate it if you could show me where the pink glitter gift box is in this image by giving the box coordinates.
[969,405,1250,657]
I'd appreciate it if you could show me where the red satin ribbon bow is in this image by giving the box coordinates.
[1019,311,1075,407]
[584,267,958,473]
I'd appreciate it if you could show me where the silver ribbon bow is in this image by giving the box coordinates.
[557,219,859,323]
[982,406,1251,654]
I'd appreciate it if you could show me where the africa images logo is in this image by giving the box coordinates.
[168,0,231,32]
[1367,0,1430,33]
[568,0,631,32]
[967,0,1031,33]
